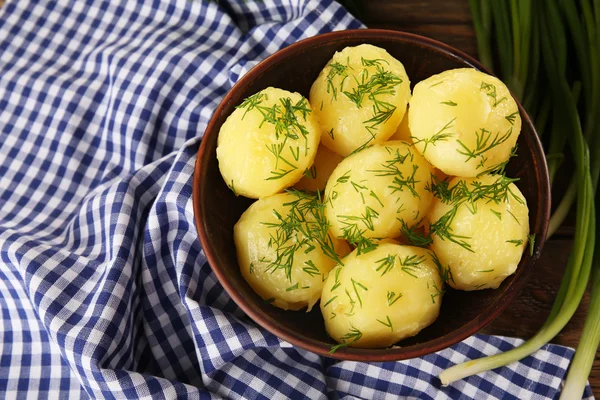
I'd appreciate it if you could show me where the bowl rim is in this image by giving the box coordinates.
[192,28,551,361]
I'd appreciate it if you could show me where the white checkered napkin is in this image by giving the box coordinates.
[0,0,594,398]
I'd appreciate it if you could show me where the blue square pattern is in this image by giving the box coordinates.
[0,0,593,398]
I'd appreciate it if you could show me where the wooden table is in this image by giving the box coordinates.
[358,0,598,397]
[0,0,595,396]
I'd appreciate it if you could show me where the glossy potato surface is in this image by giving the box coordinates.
[321,243,443,348]
[217,87,320,198]
[324,141,434,244]
[409,68,521,177]
[310,44,411,156]
[294,144,344,192]
[428,174,530,291]
[234,192,350,311]
[388,106,411,142]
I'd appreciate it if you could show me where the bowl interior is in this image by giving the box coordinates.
[193,30,550,361]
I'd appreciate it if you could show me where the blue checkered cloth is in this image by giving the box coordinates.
[0,0,593,398]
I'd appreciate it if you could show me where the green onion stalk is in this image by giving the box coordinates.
[440,0,600,395]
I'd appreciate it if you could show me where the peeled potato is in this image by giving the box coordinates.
[234,192,350,311]
[388,106,411,142]
[321,243,443,349]
[294,145,344,192]
[325,141,434,245]
[310,44,411,156]
[409,68,521,177]
[428,174,530,291]
[217,87,321,198]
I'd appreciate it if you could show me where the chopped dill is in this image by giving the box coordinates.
[441,100,458,106]
[351,278,368,308]
[326,61,349,101]
[303,166,317,180]
[376,315,393,331]
[366,147,420,199]
[375,254,396,276]
[322,295,337,308]
[505,110,519,125]
[398,219,433,247]
[411,117,456,154]
[259,190,342,282]
[490,209,502,220]
[302,260,320,277]
[456,127,513,166]
[528,233,536,256]
[430,251,454,286]
[228,180,238,196]
[480,81,507,107]
[329,325,362,354]
[236,93,312,181]
[322,58,404,152]
[331,268,342,292]
[387,291,403,306]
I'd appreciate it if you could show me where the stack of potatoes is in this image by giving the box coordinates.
[216,44,530,350]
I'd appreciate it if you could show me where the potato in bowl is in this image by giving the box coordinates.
[193,29,550,361]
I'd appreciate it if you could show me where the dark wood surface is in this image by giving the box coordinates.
[360,0,598,397]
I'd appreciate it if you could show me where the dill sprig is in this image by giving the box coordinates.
[260,190,343,282]
[337,58,403,152]
[375,254,396,276]
[367,146,421,199]
[387,291,403,306]
[456,127,513,167]
[426,174,523,252]
[430,251,455,286]
[411,117,456,154]
[329,325,363,354]
[329,170,380,255]
[480,81,507,107]
[326,60,350,101]
[237,93,312,181]
[476,143,518,177]
[337,206,380,255]
[376,315,393,331]
[398,219,432,247]
[399,254,427,278]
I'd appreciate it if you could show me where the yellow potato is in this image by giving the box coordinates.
[294,145,343,192]
[310,44,411,156]
[217,87,321,198]
[234,192,350,311]
[388,105,411,142]
[321,243,443,349]
[427,174,530,291]
[409,68,521,177]
[324,141,434,250]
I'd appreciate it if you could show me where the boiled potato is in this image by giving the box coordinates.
[409,68,521,177]
[310,44,411,156]
[427,174,530,291]
[234,192,350,311]
[294,144,343,192]
[321,243,443,349]
[325,141,434,247]
[388,105,411,142]
[217,87,321,198]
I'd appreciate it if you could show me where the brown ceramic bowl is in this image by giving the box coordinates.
[192,29,550,361]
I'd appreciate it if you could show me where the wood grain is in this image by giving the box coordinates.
[362,0,598,396]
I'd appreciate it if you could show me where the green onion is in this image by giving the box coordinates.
[441,0,600,393]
